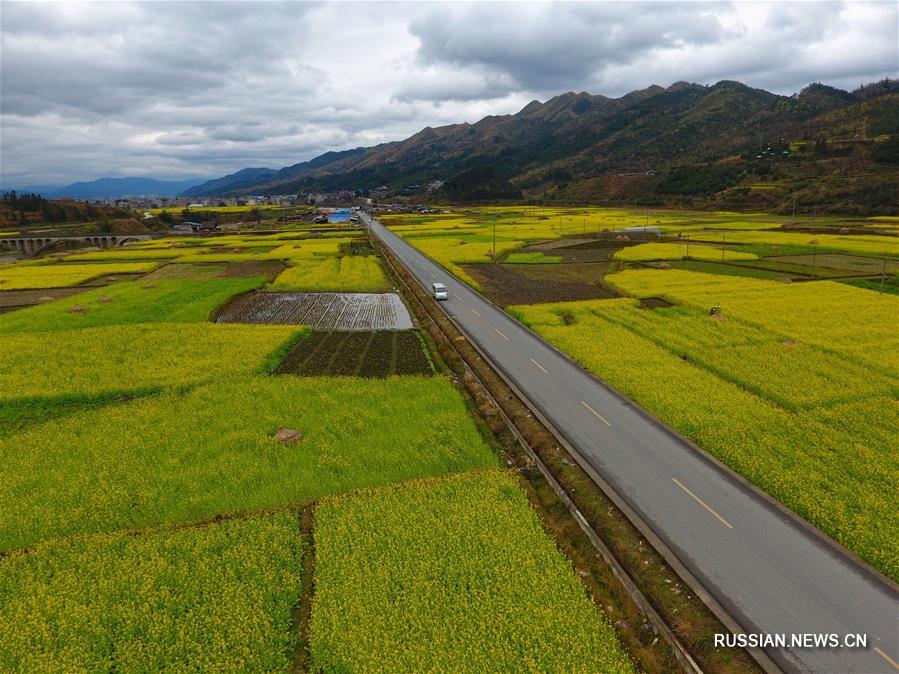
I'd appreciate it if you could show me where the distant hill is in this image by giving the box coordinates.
[184,78,899,214]
[177,167,278,198]
[19,176,209,199]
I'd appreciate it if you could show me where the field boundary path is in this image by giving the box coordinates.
[363,211,899,674]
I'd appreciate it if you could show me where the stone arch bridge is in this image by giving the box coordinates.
[0,234,152,257]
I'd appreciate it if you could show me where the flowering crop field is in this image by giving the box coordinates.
[64,248,185,260]
[511,280,899,580]
[381,207,792,285]
[43,235,390,293]
[703,230,899,257]
[1,224,637,670]
[310,470,633,673]
[0,261,159,289]
[403,236,525,287]
[0,513,303,673]
[613,242,758,261]
[0,323,301,402]
[270,254,388,292]
[606,269,899,373]
[0,375,495,551]
[0,277,265,333]
[505,251,563,263]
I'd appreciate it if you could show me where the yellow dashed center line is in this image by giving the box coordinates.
[672,478,734,529]
[875,648,899,672]
[495,328,509,341]
[580,400,611,427]
[530,358,548,374]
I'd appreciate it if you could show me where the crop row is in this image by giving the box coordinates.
[275,330,432,377]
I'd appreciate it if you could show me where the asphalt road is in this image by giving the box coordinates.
[365,212,899,674]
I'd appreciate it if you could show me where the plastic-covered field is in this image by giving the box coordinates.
[216,291,413,330]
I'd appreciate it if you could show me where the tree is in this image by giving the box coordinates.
[871,135,899,164]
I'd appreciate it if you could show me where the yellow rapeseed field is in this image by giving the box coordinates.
[0,261,159,289]
[311,470,634,673]
[0,514,303,672]
[613,242,758,261]
[270,254,388,292]
[0,323,301,401]
[0,375,496,550]
[510,288,899,581]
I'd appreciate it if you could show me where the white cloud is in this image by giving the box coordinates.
[1,0,896,186]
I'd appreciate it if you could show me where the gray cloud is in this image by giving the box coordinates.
[409,3,732,92]
[1,1,896,187]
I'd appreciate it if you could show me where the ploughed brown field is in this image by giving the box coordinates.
[274,330,432,377]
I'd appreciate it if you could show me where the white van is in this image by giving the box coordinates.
[432,282,448,301]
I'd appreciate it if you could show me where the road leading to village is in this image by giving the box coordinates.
[364,211,899,674]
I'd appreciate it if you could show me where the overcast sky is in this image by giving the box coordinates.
[1,1,896,187]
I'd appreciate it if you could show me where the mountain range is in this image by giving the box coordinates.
[182,79,899,213]
[14,177,209,200]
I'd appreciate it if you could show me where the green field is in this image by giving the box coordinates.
[0,323,301,402]
[0,233,388,294]
[311,470,634,673]
[0,514,303,672]
[270,254,389,292]
[505,251,563,264]
[383,208,898,292]
[511,278,899,581]
[0,375,496,551]
[613,241,758,262]
[0,261,160,289]
[0,277,264,333]
[0,232,636,670]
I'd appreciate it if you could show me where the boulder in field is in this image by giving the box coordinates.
[273,427,303,444]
